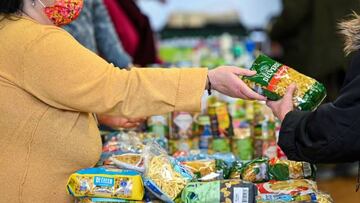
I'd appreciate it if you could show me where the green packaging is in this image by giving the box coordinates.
[181,180,257,203]
[243,54,326,111]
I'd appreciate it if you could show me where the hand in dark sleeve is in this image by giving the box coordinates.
[93,0,131,68]
[269,73,360,163]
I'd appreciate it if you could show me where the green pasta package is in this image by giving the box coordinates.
[181,180,257,203]
[243,54,326,111]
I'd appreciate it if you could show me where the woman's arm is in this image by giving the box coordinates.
[21,28,264,118]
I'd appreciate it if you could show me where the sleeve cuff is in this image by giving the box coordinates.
[278,110,311,161]
[174,68,208,112]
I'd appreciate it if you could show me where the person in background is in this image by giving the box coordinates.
[0,0,265,201]
[63,0,131,68]
[269,0,360,102]
[267,14,360,189]
[103,0,161,66]
[63,0,139,129]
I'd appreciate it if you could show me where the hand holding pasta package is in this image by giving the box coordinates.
[243,55,326,111]
[142,142,194,203]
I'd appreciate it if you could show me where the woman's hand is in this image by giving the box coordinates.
[208,66,266,100]
[97,115,146,129]
[266,84,297,121]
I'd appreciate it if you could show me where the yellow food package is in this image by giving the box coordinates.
[182,160,216,179]
[67,167,144,200]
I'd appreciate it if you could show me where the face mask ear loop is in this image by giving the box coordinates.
[37,0,47,8]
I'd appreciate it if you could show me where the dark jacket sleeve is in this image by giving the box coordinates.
[278,52,360,163]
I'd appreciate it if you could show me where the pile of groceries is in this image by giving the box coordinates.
[67,55,330,203]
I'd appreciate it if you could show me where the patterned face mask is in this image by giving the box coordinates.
[37,0,84,26]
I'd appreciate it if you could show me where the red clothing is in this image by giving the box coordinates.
[103,0,139,57]
[103,0,160,66]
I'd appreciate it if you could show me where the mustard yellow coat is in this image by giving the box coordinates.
[0,16,207,202]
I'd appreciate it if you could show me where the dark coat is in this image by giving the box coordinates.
[279,51,360,163]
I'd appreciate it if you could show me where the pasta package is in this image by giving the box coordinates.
[181,179,257,203]
[67,168,144,200]
[241,158,269,183]
[110,153,144,173]
[181,160,218,180]
[256,179,321,203]
[268,158,316,181]
[142,142,194,203]
[243,54,326,111]
[76,197,144,203]
[256,179,318,195]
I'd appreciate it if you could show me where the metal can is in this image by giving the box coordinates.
[147,114,169,138]
[231,127,253,160]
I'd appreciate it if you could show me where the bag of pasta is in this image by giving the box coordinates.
[67,167,144,200]
[268,157,316,181]
[243,54,326,111]
[142,142,194,203]
[75,197,144,203]
[181,179,257,203]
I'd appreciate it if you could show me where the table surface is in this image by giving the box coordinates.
[317,177,360,203]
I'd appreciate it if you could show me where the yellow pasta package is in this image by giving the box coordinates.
[67,167,144,201]
[142,142,194,203]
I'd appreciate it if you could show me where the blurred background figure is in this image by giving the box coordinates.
[269,0,360,102]
[63,0,131,68]
[103,0,162,66]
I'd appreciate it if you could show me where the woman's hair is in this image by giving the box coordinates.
[0,0,23,14]
[339,12,360,55]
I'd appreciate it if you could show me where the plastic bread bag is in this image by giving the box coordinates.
[67,167,144,200]
[268,158,316,181]
[181,179,257,203]
[142,142,194,203]
[110,153,145,173]
[241,158,269,183]
[243,54,326,111]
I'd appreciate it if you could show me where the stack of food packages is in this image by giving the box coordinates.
[66,54,330,202]
[66,96,332,203]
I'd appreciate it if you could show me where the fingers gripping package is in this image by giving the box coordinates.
[67,168,144,200]
[243,55,326,111]
[142,142,194,203]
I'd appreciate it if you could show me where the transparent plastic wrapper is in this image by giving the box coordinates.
[142,142,194,202]
[229,161,243,179]
[316,191,334,203]
[110,153,144,173]
[243,54,327,111]
[67,168,144,200]
[268,158,316,181]
[181,179,257,203]
[75,197,144,203]
[241,158,269,183]
[181,160,220,181]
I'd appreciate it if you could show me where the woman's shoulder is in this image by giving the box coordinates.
[0,16,70,48]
